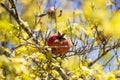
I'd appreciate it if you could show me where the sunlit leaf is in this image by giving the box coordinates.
[21,30,30,39]
[33,24,41,32]
[106,73,117,80]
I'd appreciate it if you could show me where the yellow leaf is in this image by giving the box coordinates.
[0,55,10,66]
[71,23,81,30]
[39,40,44,46]
[74,9,83,16]
[46,48,53,60]
[21,30,30,39]
[118,58,120,64]
[33,24,41,32]
[10,58,26,64]
[106,73,117,80]
[0,20,13,32]
[13,46,27,57]
[103,11,120,37]
[62,56,80,71]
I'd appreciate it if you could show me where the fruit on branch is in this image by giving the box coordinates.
[47,6,56,18]
[47,32,72,55]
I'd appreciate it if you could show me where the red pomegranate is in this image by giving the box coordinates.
[47,32,72,55]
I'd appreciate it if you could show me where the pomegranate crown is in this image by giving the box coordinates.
[56,32,66,41]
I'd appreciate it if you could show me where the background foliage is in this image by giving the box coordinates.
[0,0,120,80]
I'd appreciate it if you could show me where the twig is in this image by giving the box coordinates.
[116,75,120,78]
[9,0,18,17]
[103,55,114,67]
[11,43,27,51]
[1,2,32,36]
[55,66,69,80]
[88,50,108,67]
[0,1,39,44]
[88,40,120,67]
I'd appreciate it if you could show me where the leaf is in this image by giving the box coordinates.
[106,73,117,80]
[0,19,20,44]
[118,58,120,64]
[0,20,13,32]
[46,48,53,60]
[0,46,10,53]
[13,46,27,57]
[0,55,10,66]
[33,24,41,32]
[103,11,120,37]
[21,30,30,39]
[83,0,107,25]
[74,9,83,16]
[62,56,80,71]
[102,52,112,62]
[39,40,44,46]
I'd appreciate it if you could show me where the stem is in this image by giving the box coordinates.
[55,66,69,80]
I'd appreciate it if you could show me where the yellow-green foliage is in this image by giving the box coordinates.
[0,0,120,80]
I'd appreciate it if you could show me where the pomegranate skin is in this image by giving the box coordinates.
[47,32,72,55]
[47,6,55,18]
[47,33,57,47]
[48,6,55,13]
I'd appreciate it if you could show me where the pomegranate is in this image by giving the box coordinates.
[47,6,55,18]
[47,32,72,55]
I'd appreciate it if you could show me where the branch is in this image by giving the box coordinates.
[103,55,114,67]
[0,2,33,37]
[9,0,18,17]
[55,66,69,80]
[116,75,120,78]
[0,1,39,44]
[88,50,107,67]
[88,40,120,67]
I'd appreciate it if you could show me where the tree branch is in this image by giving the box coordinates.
[55,66,69,80]
[88,40,120,67]
[1,2,33,37]
[0,1,39,44]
